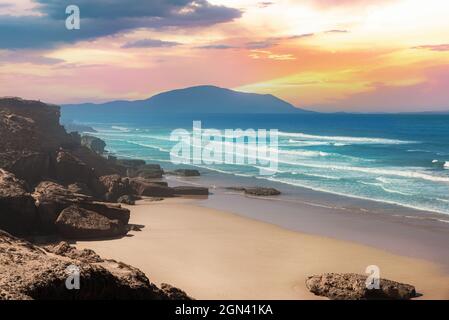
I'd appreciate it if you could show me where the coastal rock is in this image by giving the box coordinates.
[67,182,94,197]
[117,195,136,205]
[117,159,146,168]
[99,174,132,202]
[169,169,200,177]
[127,165,164,179]
[173,186,209,196]
[0,170,36,235]
[227,186,281,196]
[55,205,128,239]
[54,150,93,184]
[32,181,91,231]
[305,273,417,300]
[32,181,130,231]
[0,98,80,184]
[81,135,106,154]
[129,178,175,197]
[0,230,191,300]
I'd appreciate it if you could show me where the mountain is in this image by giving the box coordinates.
[61,85,312,122]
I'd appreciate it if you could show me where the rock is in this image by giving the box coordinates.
[117,159,146,168]
[227,187,281,196]
[173,186,209,196]
[32,181,91,231]
[67,182,94,197]
[0,98,80,184]
[32,181,130,231]
[0,230,191,299]
[99,174,133,202]
[79,202,130,225]
[305,273,417,300]
[0,170,37,235]
[80,135,106,154]
[53,150,93,184]
[117,195,136,205]
[55,205,128,239]
[169,169,200,177]
[129,178,175,197]
[244,187,280,196]
[61,121,97,134]
[160,283,191,300]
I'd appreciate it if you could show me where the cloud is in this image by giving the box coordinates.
[413,44,449,52]
[288,33,315,39]
[197,44,236,49]
[257,2,274,8]
[122,38,181,48]
[0,0,242,49]
[325,29,349,33]
[0,50,64,65]
[246,40,277,49]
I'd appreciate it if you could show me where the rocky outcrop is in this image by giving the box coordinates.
[129,178,175,197]
[168,169,200,177]
[227,186,281,196]
[99,174,133,202]
[55,205,128,239]
[0,98,80,183]
[0,170,37,235]
[173,186,209,196]
[0,230,191,300]
[305,273,417,300]
[53,150,94,184]
[32,181,129,234]
[127,164,164,179]
[81,135,106,154]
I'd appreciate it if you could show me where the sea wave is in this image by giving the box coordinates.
[278,131,412,144]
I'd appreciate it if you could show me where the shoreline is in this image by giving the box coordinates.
[75,196,449,300]
[164,172,449,271]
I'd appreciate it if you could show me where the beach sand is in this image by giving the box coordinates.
[75,197,449,300]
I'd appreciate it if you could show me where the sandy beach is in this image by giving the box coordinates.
[76,197,449,300]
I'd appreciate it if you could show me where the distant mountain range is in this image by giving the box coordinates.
[61,85,312,122]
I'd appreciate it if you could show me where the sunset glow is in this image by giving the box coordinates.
[1,0,448,111]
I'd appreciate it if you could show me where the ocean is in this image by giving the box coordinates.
[76,113,449,215]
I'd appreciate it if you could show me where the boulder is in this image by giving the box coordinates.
[117,159,146,168]
[227,187,281,196]
[117,195,136,205]
[32,181,90,231]
[0,170,37,235]
[67,182,94,197]
[169,169,200,177]
[55,205,128,239]
[129,178,175,197]
[0,230,191,300]
[173,186,209,196]
[78,202,130,225]
[32,181,130,231]
[53,150,94,184]
[305,273,417,300]
[99,174,133,202]
[81,135,106,154]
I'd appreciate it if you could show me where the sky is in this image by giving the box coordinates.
[0,0,448,112]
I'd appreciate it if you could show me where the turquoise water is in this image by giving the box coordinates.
[79,113,449,215]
